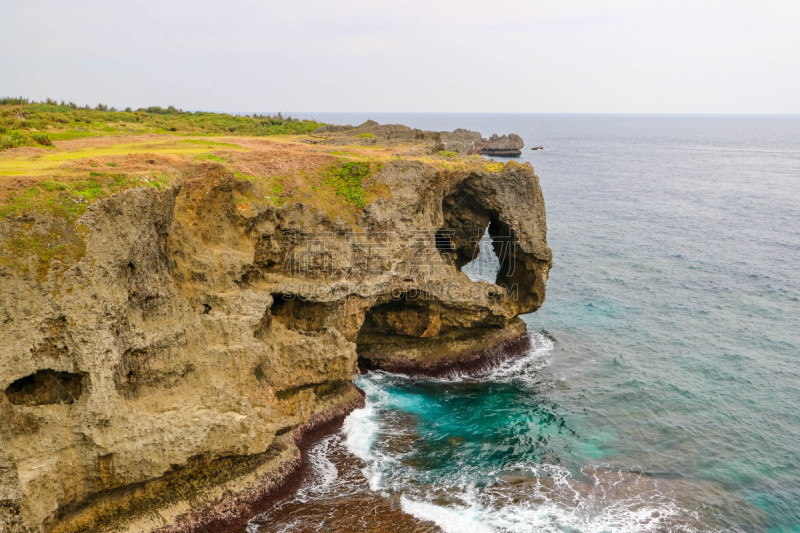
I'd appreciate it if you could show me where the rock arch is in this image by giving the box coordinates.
[437,166,551,314]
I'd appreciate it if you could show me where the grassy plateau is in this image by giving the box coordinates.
[0,98,510,279]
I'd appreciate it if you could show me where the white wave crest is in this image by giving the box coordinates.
[399,462,697,533]
[416,329,555,386]
[401,496,495,533]
[293,435,339,502]
[342,377,390,491]
[339,330,700,533]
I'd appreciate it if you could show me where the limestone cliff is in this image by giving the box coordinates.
[0,126,551,532]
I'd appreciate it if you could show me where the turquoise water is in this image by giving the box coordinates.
[271,114,800,532]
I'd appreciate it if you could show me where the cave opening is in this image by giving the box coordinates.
[4,369,85,406]
[270,293,294,315]
[261,293,329,333]
[460,225,501,283]
[437,182,516,289]
[358,292,442,339]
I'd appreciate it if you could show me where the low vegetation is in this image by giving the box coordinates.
[1,96,506,281]
[1,172,169,279]
[0,127,53,150]
[323,161,377,208]
[0,98,322,150]
[0,173,168,219]
[194,153,230,163]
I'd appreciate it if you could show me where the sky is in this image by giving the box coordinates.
[2,0,799,114]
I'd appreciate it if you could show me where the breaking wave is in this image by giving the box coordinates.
[335,331,706,532]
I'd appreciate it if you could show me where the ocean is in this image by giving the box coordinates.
[249,114,800,532]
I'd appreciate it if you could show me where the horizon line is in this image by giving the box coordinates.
[248,111,800,118]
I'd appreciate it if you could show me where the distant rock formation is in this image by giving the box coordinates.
[479,133,525,157]
[314,122,486,155]
[312,122,525,157]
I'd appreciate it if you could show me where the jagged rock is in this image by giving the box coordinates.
[309,122,501,157]
[479,133,525,157]
[0,133,550,532]
[440,128,485,155]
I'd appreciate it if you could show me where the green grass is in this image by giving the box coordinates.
[323,161,377,208]
[1,172,169,279]
[439,150,458,159]
[233,172,286,207]
[0,173,168,219]
[0,128,53,150]
[0,100,323,152]
[354,133,375,138]
[0,138,249,177]
[267,179,286,206]
[327,150,361,157]
[233,171,259,181]
[484,161,504,172]
[180,139,240,147]
[194,153,230,163]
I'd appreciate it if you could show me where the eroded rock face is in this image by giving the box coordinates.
[479,133,525,157]
[4,370,85,406]
[0,150,550,532]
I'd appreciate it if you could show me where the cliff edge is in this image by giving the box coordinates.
[0,116,550,532]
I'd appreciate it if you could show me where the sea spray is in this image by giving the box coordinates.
[338,332,700,532]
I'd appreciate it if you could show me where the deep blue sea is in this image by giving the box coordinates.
[251,114,800,532]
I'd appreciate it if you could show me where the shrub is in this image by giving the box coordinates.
[0,130,29,149]
[0,98,324,149]
[0,96,31,105]
[31,133,52,146]
[324,161,375,208]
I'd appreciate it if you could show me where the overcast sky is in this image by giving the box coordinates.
[2,0,799,114]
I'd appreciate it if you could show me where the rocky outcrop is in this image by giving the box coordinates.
[313,122,524,157]
[358,316,531,376]
[479,133,525,157]
[0,136,550,532]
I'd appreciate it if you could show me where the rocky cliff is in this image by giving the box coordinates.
[0,124,551,532]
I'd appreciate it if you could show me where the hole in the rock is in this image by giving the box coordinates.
[202,303,212,314]
[461,226,501,283]
[437,188,490,269]
[270,293,293,314]
[438,182,513,289]
[5,369,85,406]
[268,293,327,332]
[436,185,506,283]
[358,292,442,338]
[487,217,519,290]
